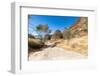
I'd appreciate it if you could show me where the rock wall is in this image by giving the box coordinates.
[70,17,88,37]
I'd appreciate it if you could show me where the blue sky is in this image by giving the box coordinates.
[28,15,79,35]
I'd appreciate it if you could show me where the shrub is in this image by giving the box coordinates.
[28,34,35,39]
[44,34,51,41]
[52,30,63,39]
[28,38,44,49]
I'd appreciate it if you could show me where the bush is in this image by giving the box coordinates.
[63,29,74,39]
[28,38,44,49]
[28,34,35,39]
[44,34,51,41]
[52,30,63,39]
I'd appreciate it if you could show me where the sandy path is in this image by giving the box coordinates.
[29,47,87,60]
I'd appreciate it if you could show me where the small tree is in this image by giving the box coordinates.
[35,24,51,42]
[63,28,73,45]
[52,30,63,40]
[35,24,43,40]
[44,34,51,41]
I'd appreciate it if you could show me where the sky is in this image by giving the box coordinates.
[28,15,80,35]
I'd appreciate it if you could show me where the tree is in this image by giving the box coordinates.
[35,24,51,42]
[63,28,73,45]
[44,34,51,41]
[52,30,63,40]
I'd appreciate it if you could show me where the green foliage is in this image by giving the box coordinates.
[35,24,51,42]
[63,28,74,44]
[36,24,49,32]
[52,30,63,39]
[44,34,51,41]
[28,34,35,39]
[63,29,71,39]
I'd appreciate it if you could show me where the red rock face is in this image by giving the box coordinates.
[70,17,88,37]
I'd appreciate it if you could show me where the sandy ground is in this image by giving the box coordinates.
[29,47,87,60]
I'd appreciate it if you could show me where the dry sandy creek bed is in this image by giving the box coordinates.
[29,47,87,60]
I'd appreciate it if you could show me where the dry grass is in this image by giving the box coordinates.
[28,36,88,56]
[56,36,88,56]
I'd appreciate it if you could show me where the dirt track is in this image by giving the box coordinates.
[29,47,87,60]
